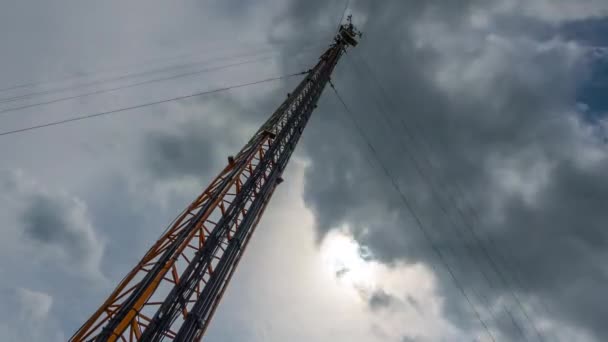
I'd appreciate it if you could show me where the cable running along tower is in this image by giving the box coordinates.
[72,18,361,342]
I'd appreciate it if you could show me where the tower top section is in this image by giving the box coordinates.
[338,15,362,47]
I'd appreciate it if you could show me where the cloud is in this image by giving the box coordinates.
[368,289,401,311]
[2,0,608,341]
[21,194,102,272]
[0,287,64,342]
[0,170,105,282]
[511,0,608,22]
[16,288,53,320]
[143,123,220,178]
[141,99,247,179]
[276,0,608,341]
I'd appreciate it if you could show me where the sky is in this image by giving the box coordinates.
[0,0,607,341]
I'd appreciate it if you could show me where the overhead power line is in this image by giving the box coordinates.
[0,44,321,105]
[0,48,317,116]
[329,81,497,342]
[0,71,306,138]
[0,45,242,94]
[0,37,328,95]
[350,52,547,342]
[347,54,528,341]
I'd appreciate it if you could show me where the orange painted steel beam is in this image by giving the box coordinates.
[71,136,273,341]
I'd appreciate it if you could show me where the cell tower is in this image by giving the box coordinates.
[71,18,361,342]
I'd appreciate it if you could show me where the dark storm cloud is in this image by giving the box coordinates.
[23,196,84,251]
[144,124,218,178]
[562,17,608,46]
[141,98,258,179]
[21,194,93,260]
[491,157,608,338]
[279,0,608,341]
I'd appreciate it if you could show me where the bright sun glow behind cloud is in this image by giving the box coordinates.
[318,228,467,341]
[320,230,378,296]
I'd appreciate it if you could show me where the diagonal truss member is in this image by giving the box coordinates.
[71,19,360,342]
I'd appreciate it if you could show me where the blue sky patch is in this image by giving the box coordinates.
[562,17,608,118]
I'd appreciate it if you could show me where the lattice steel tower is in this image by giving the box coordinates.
[71,18,361,342]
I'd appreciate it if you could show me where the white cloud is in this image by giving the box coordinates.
[16,287,53,320]
[203,159,470,342]
[0,288,64,342]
